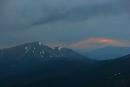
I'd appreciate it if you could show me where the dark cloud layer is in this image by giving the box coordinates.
[32,3,122,26]
[0,0,129,31]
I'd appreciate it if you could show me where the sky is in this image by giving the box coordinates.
[0,0,130,50]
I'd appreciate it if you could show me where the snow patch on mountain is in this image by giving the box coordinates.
[25,46,29,53]
[38,42,42,46]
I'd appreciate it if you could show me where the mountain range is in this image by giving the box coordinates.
[84,46,130,60]
[0,41,130,87]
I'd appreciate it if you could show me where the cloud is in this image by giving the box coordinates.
[32,2,121,26]
[31,0,127,26]
[0,0,129,31]
[69,37,130,50]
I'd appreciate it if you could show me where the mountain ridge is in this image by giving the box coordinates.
[0,41,92,62]
[85,46,130,60]
[0,42,130,87]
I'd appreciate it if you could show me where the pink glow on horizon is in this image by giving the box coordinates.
[91,38,114,44]
[69,37,130,50]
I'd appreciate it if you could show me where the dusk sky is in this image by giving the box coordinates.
[0,0,130,50]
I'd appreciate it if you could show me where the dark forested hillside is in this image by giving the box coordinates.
[0,42,130,87]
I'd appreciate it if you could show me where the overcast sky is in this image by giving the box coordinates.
[0,0,130,50]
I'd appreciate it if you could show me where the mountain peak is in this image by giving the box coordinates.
[24,41,44,46]
[0,41,86,60]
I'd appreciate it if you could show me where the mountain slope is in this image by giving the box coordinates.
[0,42,92,87]
[5,54,129,87]
[88,54,130,87]
[0,42,130,87]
